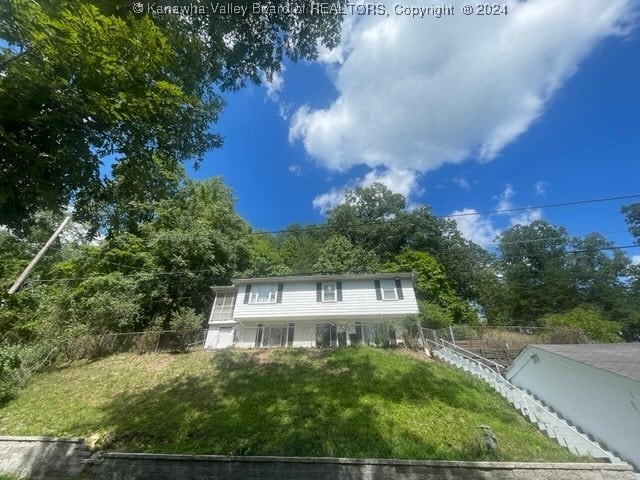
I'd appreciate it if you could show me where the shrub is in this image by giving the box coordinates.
[543,326,591,345]
[169,308,204,352]
[0,343,21,405]
[134,318,163,354]
[401,314,422,349]
[541,307,621,343]
[419,301,453,329]
[480,330,540,349]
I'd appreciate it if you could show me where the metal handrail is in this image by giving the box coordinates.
[444,345,617,460]
[439,338,506,374]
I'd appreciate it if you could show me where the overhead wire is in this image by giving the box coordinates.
[2,192,640,286]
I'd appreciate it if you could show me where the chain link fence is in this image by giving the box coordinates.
[431,325,590,349]
[59,329,207,361]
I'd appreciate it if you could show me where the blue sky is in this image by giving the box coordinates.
[187,0,640,257]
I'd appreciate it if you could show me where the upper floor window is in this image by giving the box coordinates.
[250,284,278,304]
[211,291,235,320]
[380,279,398,300]
[322,282,337,302]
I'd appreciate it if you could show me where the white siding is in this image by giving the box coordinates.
[234,279,418,321]
[507,346,640,469]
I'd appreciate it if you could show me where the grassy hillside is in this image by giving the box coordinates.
[0,348,581,461]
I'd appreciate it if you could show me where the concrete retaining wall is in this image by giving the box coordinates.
[0,436,636,480]
[0,436,91,479]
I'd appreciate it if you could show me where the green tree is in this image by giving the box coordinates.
[277,224,326,274]
[142,178,251,320]
[0,0,221,230]
[622,203,640,242]
[383,250,477,328]
[313,235,379,274]
[0,0,346,231]
[243,234,291,277]
[568,233,630,317]
[325,183,410,260]
[405,206,495,302]
[498,220,576,324]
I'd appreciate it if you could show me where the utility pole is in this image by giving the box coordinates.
[7,216,72,295]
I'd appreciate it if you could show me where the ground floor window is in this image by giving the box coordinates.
[255,324,295,348]
[316,323,338,348]
[240,322,398,349]
[263,325,288,347]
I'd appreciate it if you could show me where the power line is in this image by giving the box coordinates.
[2,194,639,286]
[253,193,640,236]
[567,244,639,256]
[10,243,638,286]
[442,194,640,219]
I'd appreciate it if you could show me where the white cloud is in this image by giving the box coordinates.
[312,168,420,214]
[496,184,516,212]
[312,188,345,215]
[360,169,421,199]
[278,102,292,120]
[452,184,543,245]
[316,14,358,65]
[509,209,543,227]
[631,255,640,266]
[290,0,636,175]
[534,180,550,196]
[452,177,470,190]
[261,66,285,101]
[451,208,501,246]
[288,164,302,176]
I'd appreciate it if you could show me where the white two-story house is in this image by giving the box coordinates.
[204,272,419,349]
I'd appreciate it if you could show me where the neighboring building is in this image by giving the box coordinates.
[205,272,419,350]
[506,343,640,469]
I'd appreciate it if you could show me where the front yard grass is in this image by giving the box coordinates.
[0,347,583,461]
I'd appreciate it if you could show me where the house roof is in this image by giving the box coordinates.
[531,343,640,382]
[231,272,416,285]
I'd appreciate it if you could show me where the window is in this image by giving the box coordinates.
[263,325,288,347]
[256,324,295,348]
[211,292,235,321]
[316,323,337,347]
[322,282,337,302]
[249,284,278,304]
[380,279,397,300]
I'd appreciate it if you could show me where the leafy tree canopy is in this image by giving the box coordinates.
[622,203,640,242]
[497,220,576,323]
[313,235,379,274]
[0,0,345,232]
[383,250,478,328]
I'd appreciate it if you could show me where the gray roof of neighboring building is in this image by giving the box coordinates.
[531,343,640,383]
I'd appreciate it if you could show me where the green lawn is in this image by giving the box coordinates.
[0,347,582,461]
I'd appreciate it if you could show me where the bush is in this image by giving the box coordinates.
[134,319,163,354]
[169,308,204,352]
[401,315,422,349]
[419,301,453,329]
[541,307,621,343]
[543,326,591,345]
[0,343,21,405]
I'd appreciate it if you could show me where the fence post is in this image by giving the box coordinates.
[449,325,455,346]
[419,327,431,357]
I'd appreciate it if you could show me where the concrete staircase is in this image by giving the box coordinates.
[433,346,625,464]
